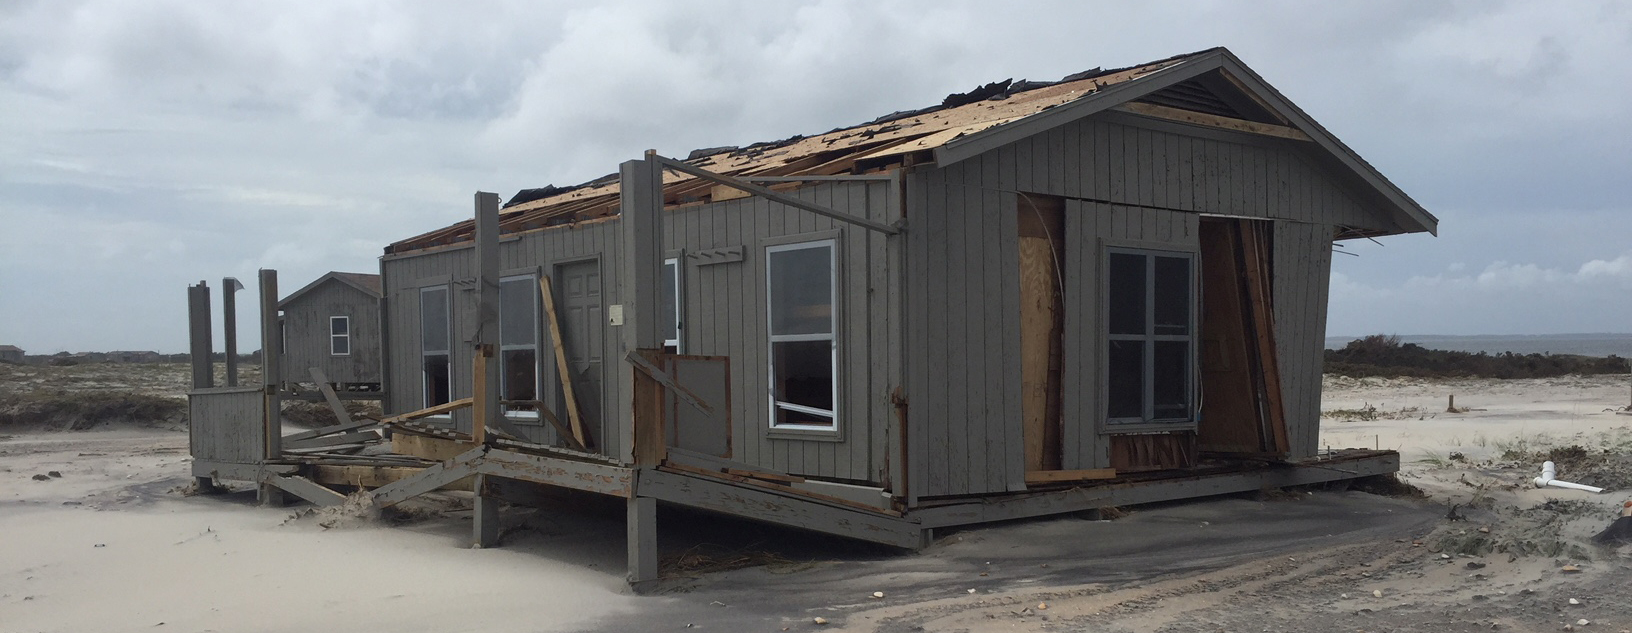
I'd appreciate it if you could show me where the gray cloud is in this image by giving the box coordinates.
[2,0,1630,352]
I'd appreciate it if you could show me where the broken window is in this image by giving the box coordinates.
[499,275,539,417]
[420,286,451,410]
[1105,248,1194,425]
[329,316,350,356]
[767,240,837,430]
[662,258,681,354]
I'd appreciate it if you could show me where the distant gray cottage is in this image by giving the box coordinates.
[276,271,383,391]
[0,345,23,363]
[189,48,1436,586]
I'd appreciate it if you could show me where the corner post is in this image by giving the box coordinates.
[473,474,501,548]
[619,153,664,589]
[223,277,244,386]
[187,281,213,389]
[259,270,282,461]
[472,192,502,445]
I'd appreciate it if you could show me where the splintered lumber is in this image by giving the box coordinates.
[308,366,353,426]
[393,420,471,442]
[539,276,590,449]
[281,418,381,444]
[261,474,348,507]
[284,430,380,451]
[311,465,469,490]
[724,468,805,484]
[500,400,586,452]
[1024,469,1118,485]
[656,463,901,517]
[624,350,713,415]
[380,398,473,426]
[372,446,488,507]
[393,433,477,463]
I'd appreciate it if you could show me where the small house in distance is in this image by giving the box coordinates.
[276,271,383,393]
[0,345,23,363]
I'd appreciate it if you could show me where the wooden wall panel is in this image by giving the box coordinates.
[1274,221,1333,459]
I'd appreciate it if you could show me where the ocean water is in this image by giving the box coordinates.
[1323,333,1632,358]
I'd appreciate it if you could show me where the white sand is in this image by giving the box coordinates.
[0,431,637,633]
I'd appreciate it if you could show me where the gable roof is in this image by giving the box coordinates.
[279,271,382,309]
[387,47,1433,254]
[0,345,22,353]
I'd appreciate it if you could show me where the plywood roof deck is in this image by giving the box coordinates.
[386,50,1212,254]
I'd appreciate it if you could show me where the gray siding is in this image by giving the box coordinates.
[905,112,1380,498]
[188,386,265,464]
[280,281,381,385]
[1274,220,1334,459]
[380,181,896,483]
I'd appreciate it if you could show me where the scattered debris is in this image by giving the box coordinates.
[31,473,49,481]
[871,592,884,599]
[812,616,828,625]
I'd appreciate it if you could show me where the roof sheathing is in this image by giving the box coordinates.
[386,52,1206,253]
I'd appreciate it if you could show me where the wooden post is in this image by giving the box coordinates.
[473,474,500,548]
[473,192,501,445]
[222,277,244,386]
[187,281,213,389]
[259,270,282,461]
[619,154,664,464]
[1447,394,1455,413]
[627,495,658,588]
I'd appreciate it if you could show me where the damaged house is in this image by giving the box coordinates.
[186,47,1436,585]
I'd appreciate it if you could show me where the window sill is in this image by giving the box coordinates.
[767,426,844,443]
[1101,421,1198,435]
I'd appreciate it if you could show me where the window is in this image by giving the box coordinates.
[767,240,837,430]
[499,275,539,418]
[661,258,681,353]
[420,286,452,410]
[329,316,350,356]
[1106,249,1194,425]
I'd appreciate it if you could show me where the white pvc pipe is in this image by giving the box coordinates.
[1533,461,1606,494]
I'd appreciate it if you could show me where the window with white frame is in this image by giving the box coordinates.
[420,286,452,409]
[329,316,350,356]
[1105,248,1195,425]
[767,240,837,430]
[661,258,681,354]
[498,274,539,417]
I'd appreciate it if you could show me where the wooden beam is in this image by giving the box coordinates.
[1024,468,1118,485]
[261,474,348,507]
[652,155,902,235]
[257,270,281,461]
[372,446,488,507]
[284,431,379,451]
[638,468,923,548]
[392,433,476,462]
[477,448,633,497]
[310,464,471,491]
[538,276,590,449]
[1114,102,1311,141]
[307,366,353,427]
[280,417,380,444]
[379,398,472,426]
[623,350,713,416]
[724,468,804,484]
[472,347,491,445]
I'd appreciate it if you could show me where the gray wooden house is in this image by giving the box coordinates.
[0,345,23,363]
[277,271,384,392]
[189,48,1433,586]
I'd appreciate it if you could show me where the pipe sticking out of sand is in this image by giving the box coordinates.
[1533,461,1606,494]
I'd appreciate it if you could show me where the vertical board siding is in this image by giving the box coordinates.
[280,282,382,386]
[189,388,265,464]
[1274,221,1333,459]
[379,181,896,482]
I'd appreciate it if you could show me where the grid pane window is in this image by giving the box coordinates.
[662,259,680,353]
[767,241,837,430]
[1106,249,1194,425]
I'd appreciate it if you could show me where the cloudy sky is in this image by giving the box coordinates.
[2,0,1630,353]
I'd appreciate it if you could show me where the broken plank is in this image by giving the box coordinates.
[307,367,353,427]
[262,474,348,507]
[724,468,805,484]
[281,418,381,444]
[311,465,469,490]
[380,398,473,425]
[392,433,477,463]
[477,448,633,497]
[284,431,380,451]
[539,276,590,449]
[371,446,488,507]
[1024,468,1118,485]
[624,350,713,416]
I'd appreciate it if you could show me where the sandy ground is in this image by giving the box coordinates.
[3,370,1630,632]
